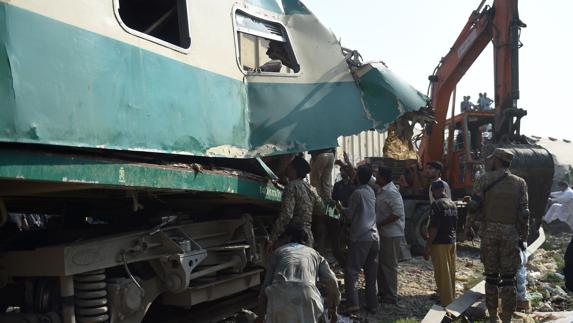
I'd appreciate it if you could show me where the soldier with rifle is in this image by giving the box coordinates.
[465,148,529,323]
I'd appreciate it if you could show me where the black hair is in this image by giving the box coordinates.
[378,166,393,183]
[356,164,373,185]
[291,155,311,179]
[558,180,569,188]
[426,161,443,172]
[431,180,445,190]
[281,223,309,245]
[340,166,351,177]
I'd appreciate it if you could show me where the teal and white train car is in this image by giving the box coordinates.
[0,1,428,322]
[0,0,427,157]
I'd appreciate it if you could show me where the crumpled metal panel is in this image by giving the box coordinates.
[355,63,430,130]
[0,2,428,159]
[245,61,430,155]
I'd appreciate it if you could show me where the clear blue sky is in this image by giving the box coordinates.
[304,0,572,140]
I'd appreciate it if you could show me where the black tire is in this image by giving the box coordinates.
[405,204,430,255]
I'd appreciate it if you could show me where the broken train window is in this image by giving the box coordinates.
[235,11,300,74]
[115,0,191,50]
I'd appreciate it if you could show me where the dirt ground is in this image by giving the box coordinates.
[335,241,483,322]
[337,223,573,322]
[221,223,572,323]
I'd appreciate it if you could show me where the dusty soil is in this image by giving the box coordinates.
[338,241,483,322]
[339,224,573,322]
[221,222,573,323]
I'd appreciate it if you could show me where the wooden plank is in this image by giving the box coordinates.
[421,305,448,323]
[421,227,545,322]
[445,281,485,317]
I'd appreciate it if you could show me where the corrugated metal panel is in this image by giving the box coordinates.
[337,130,387,166]
[328,130,386,184]
[325,130,385,184]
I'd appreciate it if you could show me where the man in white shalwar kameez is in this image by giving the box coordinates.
[543,181,573,230]
[257,224,340,323]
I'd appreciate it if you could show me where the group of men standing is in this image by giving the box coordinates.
[460,92,494,112]
[257,147,531,323]
[425,149,531,323]
[258,150,410,322]
[337,164,407,314]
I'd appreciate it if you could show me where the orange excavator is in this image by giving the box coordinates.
[370,0,554,253]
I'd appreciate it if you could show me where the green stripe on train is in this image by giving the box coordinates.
[0,149,282,201]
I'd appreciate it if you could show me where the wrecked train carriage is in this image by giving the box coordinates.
[0,0,428,322]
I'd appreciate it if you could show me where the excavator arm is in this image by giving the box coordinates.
[420,0,553,244]
[422,0,526,163]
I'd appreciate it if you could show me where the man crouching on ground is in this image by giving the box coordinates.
[256,223,340,323]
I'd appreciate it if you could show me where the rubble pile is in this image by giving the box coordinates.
[527,232,573,313]
[227,230,572,323]
[332,242,483,322]
[336,231,573,322]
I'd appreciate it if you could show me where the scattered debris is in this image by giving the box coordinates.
[532,311,573,323]
[229,227,572,323]
[329,241,482,322]
[527,231,573,313]
[337,226,573,322]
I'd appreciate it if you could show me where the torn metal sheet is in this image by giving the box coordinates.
[354,62,430,130]
[0,1,427,159]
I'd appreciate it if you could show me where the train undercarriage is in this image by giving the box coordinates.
[0,146,280,323]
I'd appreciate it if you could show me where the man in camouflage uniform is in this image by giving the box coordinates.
[269,155,324,248]
[466,148,529,323]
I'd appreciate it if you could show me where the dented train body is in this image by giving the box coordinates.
[0,1,428,322]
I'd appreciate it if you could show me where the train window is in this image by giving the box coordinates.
[115,0,191,50]
[235,11,300,74]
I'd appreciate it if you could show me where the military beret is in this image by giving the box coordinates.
[487,148,513,163]
[291,155,311,176]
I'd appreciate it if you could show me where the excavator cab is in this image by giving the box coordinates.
[443,110,495,196]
